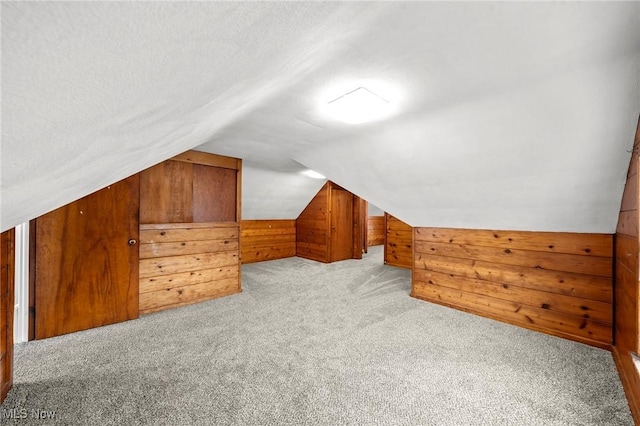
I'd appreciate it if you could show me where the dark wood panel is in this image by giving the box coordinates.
[140,160,193,223]
[413,226,614,348]
[193,164,237,222]
[385,213,412,268]
[0,229,15,403]
[415,227,612,257]
[241,220,296,264]
[35,175,140,340]
[615,257,638,351]
[368,216,385,246]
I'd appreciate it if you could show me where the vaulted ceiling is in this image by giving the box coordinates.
[2,2,639,233]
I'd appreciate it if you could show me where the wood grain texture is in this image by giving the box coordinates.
[412,227,613,348]
[171,150,240,170]
[330,187,354,262]
[241,220,296,264]
[138,223,240,314]
[140,151,240,224]
[297,183,330,262]
[611,116,640,423]
[385,213,412,269]
[368,216,385,246]
[0,229,15,403]
[34,176,140,340]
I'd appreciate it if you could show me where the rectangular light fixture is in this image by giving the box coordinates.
[327,87,391,124]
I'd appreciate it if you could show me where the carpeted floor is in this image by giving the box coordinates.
[0,246,633,425]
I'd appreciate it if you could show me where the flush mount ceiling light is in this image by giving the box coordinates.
[301,169,326,179]
[326,87,392,124]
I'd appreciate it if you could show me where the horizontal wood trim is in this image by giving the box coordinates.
[140,278,241,314]
[140,222,239,230]
[140,239,239,259]
[415,240,612,278]
[241,228,296,238]
[241,219,295,230]
[415,253,612,303]
[140,226,238,244]
[140,266,239,294]
[171,150,240,170]
[140,251,239,278]
[414,269,611,324]
[415,227,612,257]
[411,282,612,344]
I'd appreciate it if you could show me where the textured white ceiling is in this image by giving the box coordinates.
[2,2,639,232]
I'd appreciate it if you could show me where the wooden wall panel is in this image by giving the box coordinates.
[385,213,412,268]
[296,183,330,262]
[241,220,296,264]
[193,165,237,223]
[613,116,640,424]
[140,151,240,225]
[0,229,15,404]
[412,227,613,349]
[139,223,241,314]
[367,216,385,246]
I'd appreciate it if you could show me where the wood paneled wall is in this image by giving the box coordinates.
[384,213,412,268]
[139,223,241,314]
[297,183,330,262]
[140,151,241,224]
[139,150,242,314]
[241,220,296,264]
[368,216,385,246]
[412,227,613,348]
[1,228,15,403]
[613,116,640,424]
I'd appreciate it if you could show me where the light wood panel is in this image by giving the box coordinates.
[0,228,15,404]
[412,227,613,348]
[368,216,385,246]
[139,223,240,314]
[241,220,296,264]
[385,213,412,268]
[613,115,640,424]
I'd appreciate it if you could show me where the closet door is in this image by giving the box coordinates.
[330,187,354,262]
[34,175,140,339]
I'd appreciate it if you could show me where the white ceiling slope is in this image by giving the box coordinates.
[2,2,639,233]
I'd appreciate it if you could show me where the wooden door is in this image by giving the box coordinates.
[34,175,140,339]
[330,187,354,262]
[1,228,15,403]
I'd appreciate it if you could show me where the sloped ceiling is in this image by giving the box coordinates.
[2,2,639,233]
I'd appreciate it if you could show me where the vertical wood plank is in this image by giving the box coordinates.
[192,164,237,222]
[0,228,15,404]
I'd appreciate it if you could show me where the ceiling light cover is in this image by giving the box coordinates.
[326,87,392,124]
